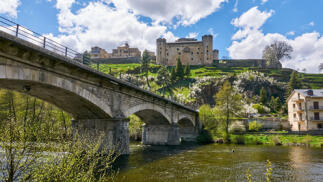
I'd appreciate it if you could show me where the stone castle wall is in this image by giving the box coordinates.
[157,35,213,66]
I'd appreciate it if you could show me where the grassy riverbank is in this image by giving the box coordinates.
[213,134,323,148]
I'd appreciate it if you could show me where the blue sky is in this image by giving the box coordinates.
[0,0,323,73]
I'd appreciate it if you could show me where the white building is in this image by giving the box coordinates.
[287,89,323,131]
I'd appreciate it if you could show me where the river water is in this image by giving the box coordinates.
[114,143,323,182]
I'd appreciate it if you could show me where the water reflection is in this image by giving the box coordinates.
[113,143,323,182]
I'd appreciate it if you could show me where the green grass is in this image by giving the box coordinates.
[214,134,323,148]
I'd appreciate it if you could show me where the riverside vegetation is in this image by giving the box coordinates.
[0,89,119,182]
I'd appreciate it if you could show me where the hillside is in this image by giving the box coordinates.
[90,63,323,107]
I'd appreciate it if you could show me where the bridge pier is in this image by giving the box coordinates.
[72,118,129,155]
[179,127,199,142]
[142,124,180,145]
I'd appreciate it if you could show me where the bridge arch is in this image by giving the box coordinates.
[124,103,171,125]
[176,114,195,127]
[0,64,113,119]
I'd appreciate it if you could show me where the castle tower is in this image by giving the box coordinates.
[156,38,166,65]
[213,49,219,60]
[202,35,213,65]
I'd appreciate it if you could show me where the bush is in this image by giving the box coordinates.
[248,121,264,131]
[252,104,269,114]
[196,130,214,144]
[233,135,245,145]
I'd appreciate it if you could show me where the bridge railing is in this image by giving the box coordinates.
[0,16,80,60]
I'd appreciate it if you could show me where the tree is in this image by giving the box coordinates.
[141,50,151,88]
[170,67,176,82]
[214,81,243,137]
[286,71,302,96]
[262,41,293,68]
[184,63,191,78]
[175,57,184,80]
[259,87,267,105]
[156,66,171,96]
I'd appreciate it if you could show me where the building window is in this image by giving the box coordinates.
[197,52,199,54]
[178,52,181,55]
[177,48,179,51]
[318,124,323,128]
[293,114,296,118]
[160,51,161,54]
[314,112,320,120]
[166,53,168,56]
[191,52,193,55]
[299,113,302,120]
[207,50,209,52]
[293,104,295,108]
[314,101,319,109]
[191,58,193,60]
[298,103,302,109]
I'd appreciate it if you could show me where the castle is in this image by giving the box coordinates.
[156,35,218,66]
[156,35,282,69]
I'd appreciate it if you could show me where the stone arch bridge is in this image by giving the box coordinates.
[0,31,200,154]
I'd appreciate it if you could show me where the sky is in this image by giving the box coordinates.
[0,0,323,73]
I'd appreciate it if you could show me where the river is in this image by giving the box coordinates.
[113,142,323,182]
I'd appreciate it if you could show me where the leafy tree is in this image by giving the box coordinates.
[259,87,267,105]
[274,97,281,112]
[262,41,293,68]
[170,67,176,82]
[141,50,151,88]
[156,66,171,96]
[184,63,191,78]
[175,57,184,80]
[269,96,281,113]
[199,104,217,132]
[286,71,302,96]
[214,80,243,137]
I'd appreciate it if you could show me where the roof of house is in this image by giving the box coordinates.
[294,89,323,97]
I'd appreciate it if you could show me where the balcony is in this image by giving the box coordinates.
[310,117,323,122]
[309,106,323,111]
[293,107,304,113]
[292,98,304,103]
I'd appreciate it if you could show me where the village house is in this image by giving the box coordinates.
[287,89,323,132]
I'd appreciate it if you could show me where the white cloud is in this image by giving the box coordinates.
[231,6,274,40]
[228,6,323,73]
[0,0,20,18]
[49,0,179,53]
[309,21,315,26]
[112,0,228,26]
[186,32,199,38]
[261,0,268,4]
[287,31,295,36]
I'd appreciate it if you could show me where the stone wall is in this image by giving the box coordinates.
[92,57,141,64]
[214,59,282,69]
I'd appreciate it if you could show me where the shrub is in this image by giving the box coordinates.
[248,121,264,132]
[233,135,245,145]
[252,104,269,114]
[196,129,214,144]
